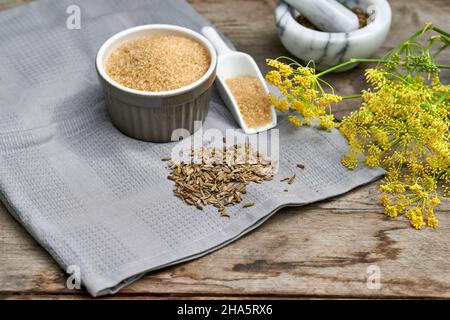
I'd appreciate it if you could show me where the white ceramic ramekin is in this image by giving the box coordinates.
[96,24,217,142]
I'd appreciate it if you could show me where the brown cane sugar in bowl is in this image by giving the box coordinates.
[105,34,211,92]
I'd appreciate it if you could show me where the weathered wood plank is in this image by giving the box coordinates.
[1,182,449,299]
[0,0,449,299]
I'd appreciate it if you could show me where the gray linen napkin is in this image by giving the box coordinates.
[0,0,384,296]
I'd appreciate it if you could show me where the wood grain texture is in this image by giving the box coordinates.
[0,0,449,299]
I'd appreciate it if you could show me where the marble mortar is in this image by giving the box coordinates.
[275,0,392,71]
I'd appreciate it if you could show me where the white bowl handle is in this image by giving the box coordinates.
[201,26,232,56]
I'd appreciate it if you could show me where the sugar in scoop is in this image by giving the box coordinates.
[201,26,276,134]
[225,76,273,129]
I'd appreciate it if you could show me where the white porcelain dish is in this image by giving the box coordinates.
[96,24,217,142]
[201,26,277,134]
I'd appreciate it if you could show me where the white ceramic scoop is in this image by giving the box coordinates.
[201,26,277,134]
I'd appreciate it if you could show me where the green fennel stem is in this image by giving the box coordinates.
[341,94,362,100]
[432,26,450,39]
[437,64,450,69]
[314,25,449,78]
[434,89,450,106]
[315,58,388,77]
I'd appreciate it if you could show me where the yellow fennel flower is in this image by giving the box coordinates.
[265,57,339,130]
[341,151,359,170]
[275,98,289,112]
[265,70,281,86]
[318,114,336,131]
[288,115,302,127]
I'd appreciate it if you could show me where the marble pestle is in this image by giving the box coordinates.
[284,0,359,32]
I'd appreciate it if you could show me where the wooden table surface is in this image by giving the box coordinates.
[0,0,449,299]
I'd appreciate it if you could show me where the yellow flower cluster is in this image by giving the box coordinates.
[265,58,341,130]
[340,70,450,229]
[266,25,449,230]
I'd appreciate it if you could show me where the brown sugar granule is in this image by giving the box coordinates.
[296,8,369,30]
[225,76,273,128]
[106,35,210,92]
